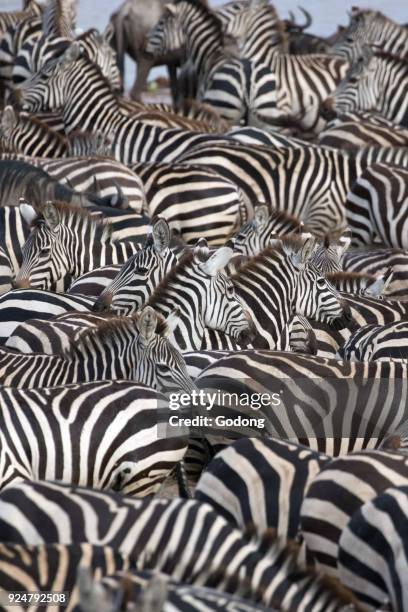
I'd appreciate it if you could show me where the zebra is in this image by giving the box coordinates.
[146,240,253,352]
[14,201,142,291]
[5,312,119,354]
[0,105,68,157]
[300,449,408,578]
[338,320,408,362]
[93,217,178,315]
[233,205,352,274]
[78,569,268,612]
[195,350,408,455]
[325,271,392,298]
[146,0,279,124]
[0,380,187,496]
[318,111,408,149]
[338,484,408,611]
[228,235,350,351]
[330,8,408,63]
[194,437,331,542]
[68,266,123,298]
[345,163,408,249]
[0,159,129,210]
[0,306,197,393]
[321,48,408,128]
[130,160,247,244]
[32,156,147,215]
[342,247,408,298]
[13,26,121,92]
[0,247,13,295]
[0,1,42,34]
[0,543,135,610]
[0,480,359,611]
[218,0,349,132]
[0,289,94,345]
[309,291,408,358]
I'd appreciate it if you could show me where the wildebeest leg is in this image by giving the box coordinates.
[167,62,178,108]
[130,54,154,101]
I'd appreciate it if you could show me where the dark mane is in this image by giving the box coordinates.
[15,112,67,144]
[66,311,169,355]
[373,50,408,67]
[232,235,310,279]
[326,271,376,282]
[148,247,207,307]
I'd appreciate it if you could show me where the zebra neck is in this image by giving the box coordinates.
[62,63,124,135]
[181,5,226,85]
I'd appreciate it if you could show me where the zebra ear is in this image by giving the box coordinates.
[42,203,60,231]
[194,238,209,258]
[289,237,316,268]
[200,247,234,276]
[136,306,158,342]
[19,202,38,225]
[253,205,269,230]
[164,3,177,16]
[103,22,114,44]
[61,42,82,65]
[1,106,17,132]
[335,227,352,257]
[152,217,170,253]
[365,268,394,298]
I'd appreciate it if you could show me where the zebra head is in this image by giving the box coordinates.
[78,27,122,93]
[277,235,352,329]
[15,201,112,290]
[148,240,254,350]
[16,43,82,114]
[135,306,198,394]
[146,4,185,57]
[93,218,178,314]
[321,47,378,120]
[234,206,301,257]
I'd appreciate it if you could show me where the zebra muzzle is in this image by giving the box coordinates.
[237,312,257,346]
[319,99,337,121]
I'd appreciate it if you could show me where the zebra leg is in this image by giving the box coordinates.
[130,54,154,101]
[167,61,178,108]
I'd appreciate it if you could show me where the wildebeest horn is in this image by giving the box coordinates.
[297,6,312,30]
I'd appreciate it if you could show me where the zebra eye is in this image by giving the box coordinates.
[135,267,148,275]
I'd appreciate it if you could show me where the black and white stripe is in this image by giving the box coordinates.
[195,437,330,541]
[300,450,408,577]
[0,306,196,392]
[0,480,358,611]
[338,483,408,610]
[0,380,187,496]
[339,320,408,362]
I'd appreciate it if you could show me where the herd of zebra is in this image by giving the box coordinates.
[0,0,407,610]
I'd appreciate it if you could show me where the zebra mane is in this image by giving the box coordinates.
[36,201,113,242]
[231,235,308,278]
[267,209,302,229]
[148,248,207,307]
[373,50,408,67]
[326,271,376,283]
[66,312,169,355]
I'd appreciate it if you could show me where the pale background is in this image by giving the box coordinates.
[2,0,407,89]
